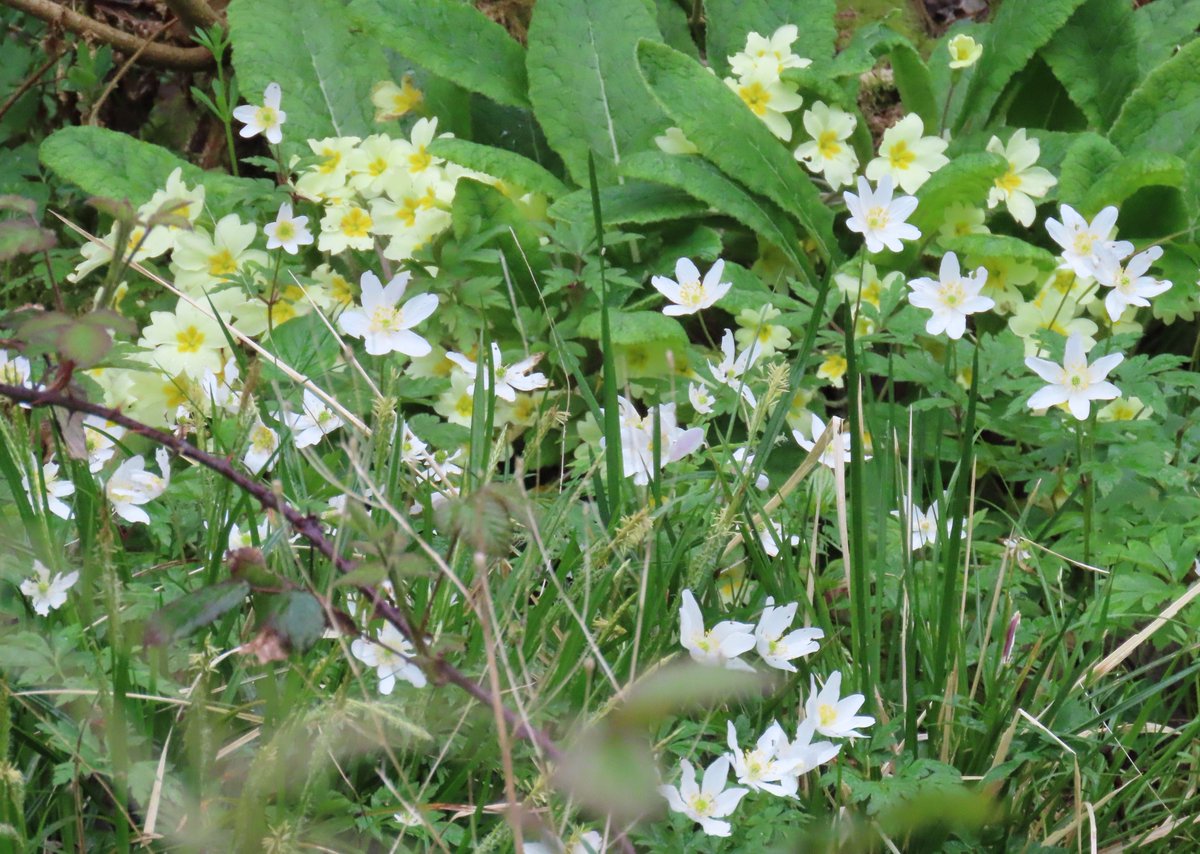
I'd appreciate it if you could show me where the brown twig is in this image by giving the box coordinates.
[0,380,565,762]
[162,0,221,31]
[2,0,213,69]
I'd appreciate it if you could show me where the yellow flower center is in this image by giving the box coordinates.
[409,148,432,173]
[865,206,890,230]
[454,393,473,419]
[255,106,278,128]
[393,81,423,114]
[738,82,771,115]
[369,157,389,177]
[250,425,276,452]
[817,129,841,159]
[678,278,703,307]
[318,149,342,174]
[941,280,964,307]
[818,703,838,728]
[690,795,713,815]
[207,249,238,277]
[340,208,373,238]
[274,221,296,241]
[887,140,916,170]
[175,326,205,353]
[1073,233,1096,256]
[997,166,1023,193]
[271,301,298,324]
[368,305,402,334]
[330,275,355,305]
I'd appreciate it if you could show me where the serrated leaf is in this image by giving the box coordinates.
[347,0,528,108]
[1041,0,1140,127]
[635,40,835,262]
[954,0,1089,132]
[578,309,687,348]
[1081,151,1186,217]
[1134,0,1200,77]
[526,0,666,186]
[39,127,264,207]
[704,0,836,77]
[228,0,384,162]
[449,178,541,253]
[939,234,1057,268]
[1111,38,1200,157]
[621,151,804,267]
[428,138,567,198]
[143,580,250,647]
[549,182,708,226]
[1057,132,1121,206]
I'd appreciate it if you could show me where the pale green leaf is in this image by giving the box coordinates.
[228,0,384,161]
[703,0,836,76]
[954,0,1089,132]
[347,0,528,108]
[427,138,568,198]
[635,40,835,262]
[549,183,708,226]
[891,41,939,129]
[1110,38,1200,157]
[654,0,699,59]
[1057,132,1121,206]
[525,0,666,185]
[1041,0,1140,127]
[938,234,1057,268]
[1134,0,1200,77]
[1082,152,1186,217]
[578,309,688,348]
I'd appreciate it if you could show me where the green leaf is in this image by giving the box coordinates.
[1057,132,1121,206]
[654,0,699,59]
[890,41,939,129]
[1081,151,1187,217]
[347,0,528,108]
[1110,38,1200,158]
[227,0,384,162]
[143,580,250,647]
[635,40,835,262]
[550,182,707,226]
[954,0,1089,132]
[39,127,264,207]
[260,312,340,383]
[1134,0,1200,77]
[257,590,326,656]
[578,309,687,348]
[0,219,54,261]
[1041,0,1140,127]
[703,0,836,77]
[620,151,803,268]
[427,138,568,198]
[908,153,1008,245]
[938,234,1057,268]
[450,178,541,253]
[525,0,666,186]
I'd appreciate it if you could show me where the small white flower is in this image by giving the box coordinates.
[1025,333,1123,421]
[659,756,749,837]
[708,329,760,407]
[243,419,280,473]
[338,271,438,357]
[282,389,344,448]
[1093,244,1171,322]
[947,34,982,68]
[843,176,921,254]
[986,129,1056,227]
[524,830,604,854]
[906,251,994,339]
[106,448,171,525]
[792,414,868,469]
[776,717,842,777]
[22,458,75,520]
[731,447,768,491]
[83,415,125,473]
[446,342,548,402]
[755,598,823,671]
[0,349,33,389]
[650,257,731,316]
[679,588,756,671]
[263,203,313,254]
[793,101,860,189]
[604,397,705,486]
[759,521,799,558]
[725,720,795,797]
[228,518,269,550]
[232,82,286,145]
[689,381,715,415]
[1045,204,1120,280]
[805,670,875,739]
[865,115,949,194]
[350,620,427,694]
[19,560,79,617]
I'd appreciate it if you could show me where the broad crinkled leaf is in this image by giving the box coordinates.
[890,41,939,129]
[578,309,687,349]
[954,0,1089,132]
[909,153,1008,245]
[704,0,836,76]
[39,127,266,207]
[347,0,528,108]
[620,151,804,271]
[143,580,250,647]
[428,138,568,199]
[654,0,699,59]
[938,234,1057,269]
[228,0,384,162]
[525,0,666,186]
[1134,0,1200,77]
[1110,38,1200,157]
[635,40,835,262]
[1081,151,1186,217]
[550,182,708,226]
[1041,0,1140,127]
[1057,132,1121,206]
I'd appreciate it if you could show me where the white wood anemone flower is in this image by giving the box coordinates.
[650,257,731,316]
[1025,333,1124,421]
[906,251,994,340]
[844,176,921,253]
[20,560,79,617]
[659,756,749,837]
[232,81,286,145]
[337,270,438,357]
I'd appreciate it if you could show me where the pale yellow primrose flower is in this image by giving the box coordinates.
[232,82,286,145]
[371,76,423,122]
[138,300,228,377]
[947,34,982,69]
[654,126,699,155]
[295,136,360,200]
[734,304,791,357]
[793,101,859,188]
[986,129,1057,227]
[865,114,949,194]
[938,203,989,241]
[725,67,804,141]
[317,203,375,253]
[170,214,267,295]
[729,24,812,78]
[1008,291,1098,357]
[1097,396,1151,422]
